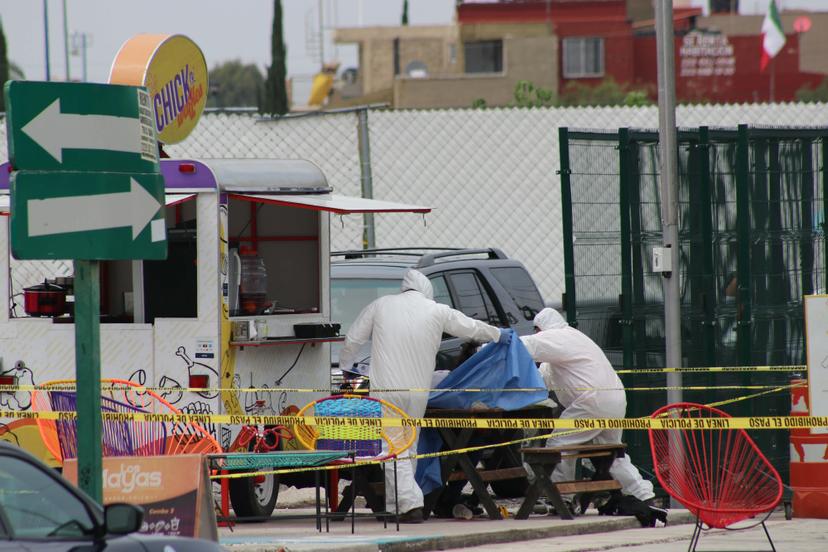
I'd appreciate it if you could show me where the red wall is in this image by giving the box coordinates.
[458,1,628,24]
[634,33,824,103]
[457,1,824,103]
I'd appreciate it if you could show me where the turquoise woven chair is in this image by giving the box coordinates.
[295,394,416,531]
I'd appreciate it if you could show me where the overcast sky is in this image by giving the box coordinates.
[1,0,825,85]
[0,0,455,84]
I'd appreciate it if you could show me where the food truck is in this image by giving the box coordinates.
[0,157,430,516]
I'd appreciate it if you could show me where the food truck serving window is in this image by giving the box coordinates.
[139,194,198,323]
[227,194,322,316]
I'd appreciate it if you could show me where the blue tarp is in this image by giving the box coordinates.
[415,330,547,496]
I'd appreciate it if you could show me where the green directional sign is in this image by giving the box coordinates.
[4,80,159,173]
[10,171,167,260]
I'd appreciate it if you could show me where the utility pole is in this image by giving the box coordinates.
[62,0,70,80]
[43,0,51,80]
[318,0,325,65]
[71,32,89,82]
[655,1,682,401]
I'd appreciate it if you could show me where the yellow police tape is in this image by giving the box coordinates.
[1,409,824,431]
[0,379,806,480]
[210,380,808,480]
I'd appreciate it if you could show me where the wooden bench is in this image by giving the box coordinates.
[515,443,627,520]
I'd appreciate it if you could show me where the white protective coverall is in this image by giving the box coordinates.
[519,308,654,501]
[338,269,501,513]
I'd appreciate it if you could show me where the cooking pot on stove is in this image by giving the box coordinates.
[23,281,67,317]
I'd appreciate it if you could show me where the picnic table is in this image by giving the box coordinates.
[421,405,556,520]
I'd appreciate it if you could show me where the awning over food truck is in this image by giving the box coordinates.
[229,193,431,215]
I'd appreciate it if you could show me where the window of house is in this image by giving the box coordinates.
[562,37,604,78]
[464,40,503,73]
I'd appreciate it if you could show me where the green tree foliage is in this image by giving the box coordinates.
[507,77,653,109]
[9,61,23,80]
[0,17,8,112]
[558,77,652,107]
[262,0,288,115]
[402,0,409,25]
[795,78,828,103]
[513,80,555,107]
[208,60,265,108]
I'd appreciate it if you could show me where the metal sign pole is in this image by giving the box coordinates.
[74,259,102,502]
[655,2,682,402]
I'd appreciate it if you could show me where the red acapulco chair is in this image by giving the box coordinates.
[32,378,221,464]
[649,402,783,552]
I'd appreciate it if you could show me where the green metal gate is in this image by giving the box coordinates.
[559,125,828,487]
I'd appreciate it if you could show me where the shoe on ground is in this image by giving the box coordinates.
[397,507,425,524]
[642,497,668,527]
[452,503,474,520]
[591,491,613,510]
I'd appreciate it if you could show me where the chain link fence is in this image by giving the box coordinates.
[4,103,828,303]
[560,124,828,491]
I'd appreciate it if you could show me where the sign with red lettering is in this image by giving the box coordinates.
[109,34,208,144]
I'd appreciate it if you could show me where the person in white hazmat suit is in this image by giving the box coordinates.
[338,269,509,522]
[519,308,656,505]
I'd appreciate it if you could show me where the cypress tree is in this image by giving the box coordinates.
[0,17,9,112]
[262,0,288,115]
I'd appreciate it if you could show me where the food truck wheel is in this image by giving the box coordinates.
[229,470,279,519]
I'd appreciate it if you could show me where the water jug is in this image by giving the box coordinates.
[239,247,268,314]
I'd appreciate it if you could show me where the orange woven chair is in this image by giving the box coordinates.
[32,378,221,464]
[649,402,783,552]
[295,394,416,531]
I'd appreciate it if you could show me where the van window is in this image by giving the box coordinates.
[331,278,399,333]
[429,275,453,307]
[448,271,500,325]
[491,267,544,321]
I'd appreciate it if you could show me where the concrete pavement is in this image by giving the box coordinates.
[220,510,827,552]
[220,505,696,552]
[219,487,826,552]
[466,512,828,551]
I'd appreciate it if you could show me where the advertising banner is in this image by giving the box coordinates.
[64,454,217,540]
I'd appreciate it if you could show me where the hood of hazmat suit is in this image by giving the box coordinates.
[520,308,625,416]
[401,269,434,299]
[337,269,500,513]
[534,307,568,330]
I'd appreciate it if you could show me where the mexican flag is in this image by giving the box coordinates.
[760,0,786,72]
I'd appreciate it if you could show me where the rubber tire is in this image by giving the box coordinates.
[228,439,280,521]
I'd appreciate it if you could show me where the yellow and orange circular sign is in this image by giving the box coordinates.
[109,34,208,144]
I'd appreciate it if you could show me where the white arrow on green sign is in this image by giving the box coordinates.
[10,171,168,260]
[22,99,150,164]
[4,80,159,172]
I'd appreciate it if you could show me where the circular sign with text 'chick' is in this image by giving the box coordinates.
[109,34,208,144]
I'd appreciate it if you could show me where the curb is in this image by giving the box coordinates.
[224,511,698,552]
[378,511,697,552]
